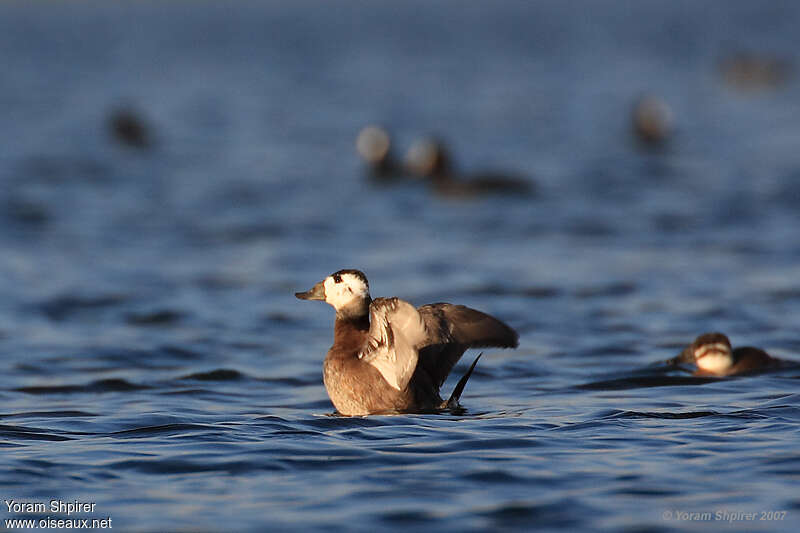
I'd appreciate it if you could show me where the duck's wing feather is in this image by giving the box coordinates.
[358,297,427,391]
[417,303,518,388]
[418,303,518,349]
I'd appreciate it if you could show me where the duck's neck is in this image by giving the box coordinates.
[431,151,453,178]
[332,313,370,355]
[334,296,372,322]
[375,156,395,175]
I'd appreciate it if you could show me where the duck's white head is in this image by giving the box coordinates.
[295,269,371,317]
[404,138,451,178]
[691,332,734,373]
[356,126,390,164]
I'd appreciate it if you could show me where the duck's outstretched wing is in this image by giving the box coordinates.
[358,297,427,391]
[417,303,518,388]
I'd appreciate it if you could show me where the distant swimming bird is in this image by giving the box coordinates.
[719,52,791,91]
[356,125,405,182]
[108,108,152,149]
[632,95,673,146]
[404,138,534,197]
[295,269,518,415]
[668,332,781,376]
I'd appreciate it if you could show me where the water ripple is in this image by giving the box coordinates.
[0,424,73,442]
[577,376,719,390]
[109,423,222,438]
[15,379,149,394]
[180,369,245,381]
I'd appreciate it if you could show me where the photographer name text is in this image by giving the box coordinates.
[4,500,111,529]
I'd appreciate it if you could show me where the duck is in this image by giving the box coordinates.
[295,269,519,415]
[719,52,791,91]
[108,107,152,150]
[404,138,534,198]
[631,95,673,147]
[355,125,406,182]
[668,332,781,376]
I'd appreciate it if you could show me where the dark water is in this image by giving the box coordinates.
[2,1,800,531]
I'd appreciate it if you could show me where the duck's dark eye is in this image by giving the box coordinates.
[333,274,342,283]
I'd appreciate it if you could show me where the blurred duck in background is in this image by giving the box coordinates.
[631,95,673,147]
[667,332,784,376]
[404,138,535,198]
[719,52,792,91]
[356,125,406,182]
[108,107,153,150]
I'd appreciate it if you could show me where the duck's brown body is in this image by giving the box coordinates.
[323,317,419,415]
[405,139,534,198]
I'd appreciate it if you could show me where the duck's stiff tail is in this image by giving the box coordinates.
[444,352,483,409]
[664,347,693,366]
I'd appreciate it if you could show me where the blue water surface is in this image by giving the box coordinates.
[1,1,800,531]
